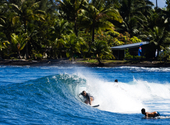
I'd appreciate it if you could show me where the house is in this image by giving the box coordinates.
[111,42,150,60]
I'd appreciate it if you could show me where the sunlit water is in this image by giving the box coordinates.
[0,65,170,124]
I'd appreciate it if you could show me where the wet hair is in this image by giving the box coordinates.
[81,91,86,95]
[115,79,118,82]
[141,108,146,114]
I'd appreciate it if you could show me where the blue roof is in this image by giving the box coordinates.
[111,42,149,50]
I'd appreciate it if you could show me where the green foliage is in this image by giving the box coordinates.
[79,0,123,50]
[94,31,141,48]
[158,48,170,62]
[0,0,170,62]
[166,0,170,11]
[32,50,43,60]
[92,39,114,64]
[117,33,129,44]
[0,31,9,51]
[11,33,29,51]
[0,40,10,51]
[124,49,144,60]
[57,0,87,36]
[117,0,154,36]
[124,49,133,60]
[65,33,86,60]
[145,25,170,55]
[109,30,120,37]
[130,36,142,43]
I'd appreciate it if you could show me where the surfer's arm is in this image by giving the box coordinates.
[145,113,149,118]
[89,98,91,105]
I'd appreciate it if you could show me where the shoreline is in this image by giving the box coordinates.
[0,59,170,67]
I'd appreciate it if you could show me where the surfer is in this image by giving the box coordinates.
[141,108,160,118]
[79,91,94,105]
[114,79,118,82]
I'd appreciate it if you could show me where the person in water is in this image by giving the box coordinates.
[141,108,160,118]
[114,79,118,82]
[80,91,94,105]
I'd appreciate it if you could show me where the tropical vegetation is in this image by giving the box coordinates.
[0,0,170,64]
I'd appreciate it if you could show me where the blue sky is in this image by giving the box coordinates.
[150,0,166,8]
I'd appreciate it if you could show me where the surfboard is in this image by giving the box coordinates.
[142,116,170,119]
[92,104,99,107]
[78,96,99,107]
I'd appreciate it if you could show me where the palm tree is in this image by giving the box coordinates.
[80,0,122,52]
[116,0,154,37]
[0,2,20,59]
[11,33,29,59]
[65,33,86,61]
[141,10,170,58]
[11,0,45,59]
[11,0,46,32]
[0,2,16,45]
[49,18,72,58]
[92,39,113,65]
[145,26,170,59]
[50,18,72,40]
[57,0,87,36]
[11,0,38,33]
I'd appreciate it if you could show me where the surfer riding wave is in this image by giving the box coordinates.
[79,91,94,105]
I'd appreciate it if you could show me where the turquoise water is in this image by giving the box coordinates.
[1,65,170,124]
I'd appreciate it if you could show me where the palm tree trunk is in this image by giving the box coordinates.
[6,33,12,58]
[92,26,95,44]
[18,50,21,59]
[92,19,95,43]
[24,19,29,59]
[74,17,78,37]
[96,54,103,66]
[89,18,95,53]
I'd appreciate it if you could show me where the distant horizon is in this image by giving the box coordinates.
[150,0,166,8]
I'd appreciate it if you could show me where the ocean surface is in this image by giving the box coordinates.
[1,65,170,125]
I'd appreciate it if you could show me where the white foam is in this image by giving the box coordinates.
[119,66,170,72]
[76,74,170,114]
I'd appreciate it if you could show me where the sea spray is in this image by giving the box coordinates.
[74,73,170,114]
[84,77,144,113]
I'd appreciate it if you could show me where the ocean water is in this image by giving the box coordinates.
[0,65,170,125]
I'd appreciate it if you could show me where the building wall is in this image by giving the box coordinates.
[112,45,149,60]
